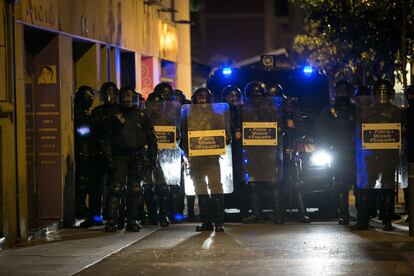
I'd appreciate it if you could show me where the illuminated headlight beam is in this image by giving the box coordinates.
[310,150,332,166]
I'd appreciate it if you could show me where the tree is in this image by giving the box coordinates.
[291,0,414,87]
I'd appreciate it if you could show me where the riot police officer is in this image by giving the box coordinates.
[316,80,356,225]
[404,85,414,223]
[181,88,228,232]
[142,91,171,227]
[352,79,400,231]
[74,86,95,220]
[103,86,158,232]
[222,85,246,219]
[80,82,119,227]
[268,83,309,223]
[243,81,290,224]
[353,85,377,220]
[242,81,268,223]
[174,91,196,219]
[167,89,186,222]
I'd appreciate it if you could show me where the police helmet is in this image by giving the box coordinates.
[333,80,354,98]
[99,81,118,105]
[373,79,394,103]
[222,85,242,105]
[404,85,414,97]
[119,86,140,108]
[244,81,267,97]
[74,85,94,110]
[192,87,213,104]
[154,82,173,98]
[354,85,372,97]
[147,91,165,102]
[267,83,284,97]
[171,89,186,104]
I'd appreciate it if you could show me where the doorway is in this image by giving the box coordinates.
[24,27,62,230]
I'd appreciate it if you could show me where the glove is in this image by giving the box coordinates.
[103,153,113,170]
[149,158,158,170]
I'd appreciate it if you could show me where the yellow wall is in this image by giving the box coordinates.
[15,0,192,89]
[0,1,6,102]
[0,0,18,247]
[1,0,191,246]
[16,0,181,61]
[175,0,192,97]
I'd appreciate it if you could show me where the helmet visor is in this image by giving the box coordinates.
[121,90,139,108]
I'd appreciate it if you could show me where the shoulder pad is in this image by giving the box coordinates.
[330,107,338,118]
[116,113,126,124]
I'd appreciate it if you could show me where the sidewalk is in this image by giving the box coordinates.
[0,226,159,276]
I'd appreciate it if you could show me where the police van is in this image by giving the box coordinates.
[207,64,337,217]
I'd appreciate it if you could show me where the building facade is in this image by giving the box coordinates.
[191,0,303,67]
[0,0,191,247]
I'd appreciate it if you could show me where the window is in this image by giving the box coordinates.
[275,0,289,16]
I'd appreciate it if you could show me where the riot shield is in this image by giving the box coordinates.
[146,101,181,185]
[181,103,233,195]
[393,93,408,189]
[355,96,404,189]
[241,97,283,182]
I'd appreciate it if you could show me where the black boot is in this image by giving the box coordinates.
[382,190,394,231]
[244,185,263,224]
[75,180,89,219]
[80,215,104,228]
[118,197,126,229]
[125,182,143,232]
[143,185,158,225]
[105,196,120,232]
[196,194,214,232]
[238,182,250,220]
[187,195,195,218]
[273,186,284,225]
[352,191,370,231]
[170,185,184,223]
[296,191,310,223]
[105,183,124,232]
[125,219,141,232]
[338,192,350,225]
[156,185,171,227]
[211,194,225,232]
[368,189,378,218]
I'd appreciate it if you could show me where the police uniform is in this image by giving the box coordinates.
[282,98,310,223]
[104,87,158,232]
[316,102,355,224]
[352,79,399,231]
[180,88,228,232]
[74,86,95,219]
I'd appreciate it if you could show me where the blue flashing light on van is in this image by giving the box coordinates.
[222,67,232,76]
[303,66,314,75]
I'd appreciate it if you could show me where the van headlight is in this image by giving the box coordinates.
[310,150,332,166]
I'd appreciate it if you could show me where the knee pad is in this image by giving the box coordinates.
[155,184,169,195]
[129,183,142,196]
[169,185,181,193]
[108,183,124,197]
[143,184,154,193]
[248,182,258,191]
